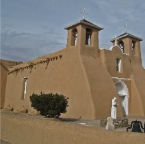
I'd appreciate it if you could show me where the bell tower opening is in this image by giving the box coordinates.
[118,41,124,53]
[132,40,135,55]
[85,28,92,46]
[71,28,78,46]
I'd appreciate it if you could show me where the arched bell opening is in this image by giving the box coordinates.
[71,28,78,46]
[118,41,125,53]
[85,28,92,46]
[132,40,136,55]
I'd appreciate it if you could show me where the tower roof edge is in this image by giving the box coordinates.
[65,19,103,31]
[111,32,142,42]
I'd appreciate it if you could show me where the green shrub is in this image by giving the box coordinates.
[30,93,69,118]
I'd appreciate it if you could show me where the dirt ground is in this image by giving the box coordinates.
[1,110,145,144]
[1,140,12,144]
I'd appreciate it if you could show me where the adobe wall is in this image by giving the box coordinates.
[100,46,132,78]
[0,59,21,108]
[130,57,145,116]
[1,111,145,144]
[4,48,95,119]
[99,47,132,116]
[80,54,121,118]
[4,45,125,119]
[100,46,145,117]
[4,45,145,119]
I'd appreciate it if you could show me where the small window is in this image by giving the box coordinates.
[116,58,121,72]
[132,41,135,55]
[119,41,124,53]
[71,28,78,46]
[86,28,92,46]
[22,77,29,99]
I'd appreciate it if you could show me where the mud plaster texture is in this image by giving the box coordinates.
[0,59,21,108]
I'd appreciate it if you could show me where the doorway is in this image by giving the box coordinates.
[115,81,129,116]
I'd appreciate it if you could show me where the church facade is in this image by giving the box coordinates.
[4,19,145,119]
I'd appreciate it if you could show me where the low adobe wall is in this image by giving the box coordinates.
[1,111,145,144]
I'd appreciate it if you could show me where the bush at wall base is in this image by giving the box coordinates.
[30,92,69,118]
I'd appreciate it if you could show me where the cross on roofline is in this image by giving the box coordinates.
[125,22,128,33]
[124,22,128,33]
[81,8,88,19]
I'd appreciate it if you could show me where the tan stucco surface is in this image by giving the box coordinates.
[1,111,145,144]
[130,61,145,116]
[0,59,21,108]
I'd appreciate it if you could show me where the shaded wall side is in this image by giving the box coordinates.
[130,77,144,116]
[130,58,145,116]
[80,55,118,118]
[0,60,20,108]
[5,49,94,119]
[0,66,8,108]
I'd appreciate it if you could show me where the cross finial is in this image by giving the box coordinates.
[124,21,128,33]
[114,35,118,46]
[126,22,128,33]
[81,8,88,19]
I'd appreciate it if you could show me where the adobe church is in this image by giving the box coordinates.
[3,19,145,119]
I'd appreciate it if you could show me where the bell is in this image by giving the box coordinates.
[131,120,143,133]
[127,120,144,133]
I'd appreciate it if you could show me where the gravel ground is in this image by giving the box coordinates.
[1,110,145,131]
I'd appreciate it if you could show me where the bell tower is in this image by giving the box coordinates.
[111,32,142,59]
[65,19,103,56]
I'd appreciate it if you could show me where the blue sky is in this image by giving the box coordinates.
[1,0,145,68]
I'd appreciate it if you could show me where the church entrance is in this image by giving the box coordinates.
[115,81,129,116]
